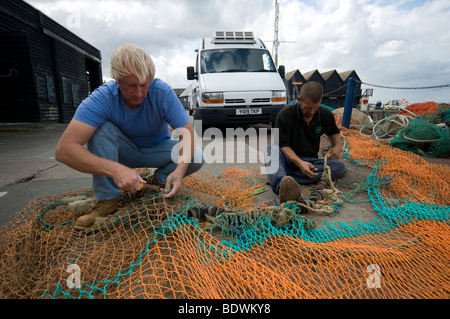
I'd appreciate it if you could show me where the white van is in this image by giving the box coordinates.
[187,31,287,129]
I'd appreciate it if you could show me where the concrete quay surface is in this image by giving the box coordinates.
[1,117,447,229]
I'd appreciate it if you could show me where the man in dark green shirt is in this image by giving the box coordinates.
[265,81,346,200]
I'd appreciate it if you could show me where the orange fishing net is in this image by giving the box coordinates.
[343,128,450,206]
[398,101,441,117]
[107,219,449,299]
[0,129,449,299]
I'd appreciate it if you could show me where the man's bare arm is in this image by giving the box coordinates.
[163,122,195,198]
[326,133,343,159]
[55,119,144,193]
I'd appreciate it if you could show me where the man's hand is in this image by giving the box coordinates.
[298,160,319,179]
[113,165,146,193]
[162,170,184,198]
[281,146,319,179]
[326,145,341,159]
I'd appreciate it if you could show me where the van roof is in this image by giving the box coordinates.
[200,31,267,50]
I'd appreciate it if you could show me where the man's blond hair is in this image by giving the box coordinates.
[110,43,155,84]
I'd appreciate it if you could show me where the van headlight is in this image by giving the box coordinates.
[272,90,287,103]
[202,92,224,104]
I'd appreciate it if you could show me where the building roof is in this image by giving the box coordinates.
[284,69,360,83]
[302,69,319,81]
[339,70,359,81]
[320,69,339,81]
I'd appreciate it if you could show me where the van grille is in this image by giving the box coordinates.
[225,99,246,104]
[252,98,270,103]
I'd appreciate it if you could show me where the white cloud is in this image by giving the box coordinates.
[374,40,408,57]
[25,0,450,104]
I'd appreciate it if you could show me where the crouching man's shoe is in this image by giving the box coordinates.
[278,176,305,203]
[74,198,119,231]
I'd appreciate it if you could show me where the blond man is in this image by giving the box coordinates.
[55,43,204,230]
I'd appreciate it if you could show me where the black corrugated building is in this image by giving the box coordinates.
[0,0,102,123]
[285,68,362,109]
[321,69,345,108]
[285,69,306,102]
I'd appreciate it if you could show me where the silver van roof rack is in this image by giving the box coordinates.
[213,31,256,44]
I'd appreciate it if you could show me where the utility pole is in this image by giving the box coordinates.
[272,1,295,68]
[273,0,280,67]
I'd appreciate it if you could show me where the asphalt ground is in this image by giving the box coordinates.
[0,116,448,229]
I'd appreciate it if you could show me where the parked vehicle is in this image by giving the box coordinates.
[186,31,287,130]
[384,99,408,110]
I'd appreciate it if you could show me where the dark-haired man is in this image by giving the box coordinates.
[265,81,346,201]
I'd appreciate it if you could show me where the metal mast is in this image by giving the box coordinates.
[273,0,280,67]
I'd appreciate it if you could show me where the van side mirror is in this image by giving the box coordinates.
[278,65,285,78]
[187,66,197,80]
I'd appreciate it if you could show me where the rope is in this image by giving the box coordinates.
[358,105,419,140]
[357,80,450,90]
[323,83,348,97]
[288,152,344,217]
[0,69,18,78]
[402,134,440,143]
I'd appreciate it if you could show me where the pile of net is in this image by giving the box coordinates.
[390,103,450,157]
[0,130,449,299]
[398,101,445,117]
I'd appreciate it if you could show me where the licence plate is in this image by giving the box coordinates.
[236,108,262,115]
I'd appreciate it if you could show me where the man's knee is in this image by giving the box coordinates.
[178,146,204,178]
[88,121,137,163]
[264,144,280,157]
[89,121,121,145]
[328,159,346,179]
[191,146,205,170]
[264,144,281,175]
[95,121,122,137]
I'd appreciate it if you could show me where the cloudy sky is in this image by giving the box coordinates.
[25,0,450,104]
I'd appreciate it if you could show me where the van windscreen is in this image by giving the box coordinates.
[201,49,276,74]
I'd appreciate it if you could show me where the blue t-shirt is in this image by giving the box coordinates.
[73,78,189,148]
